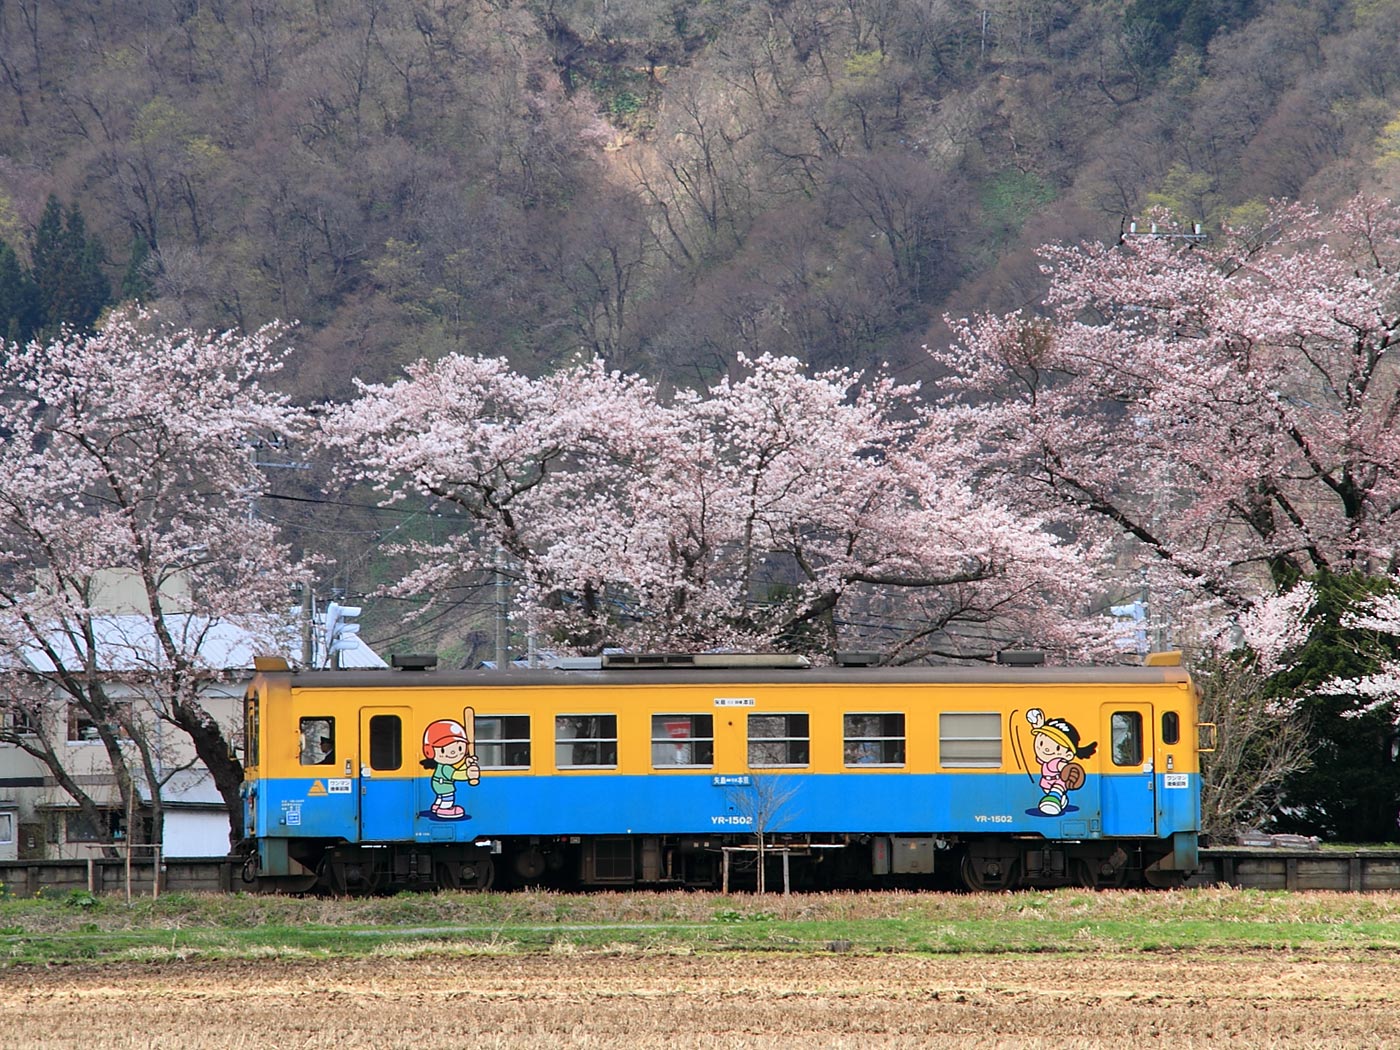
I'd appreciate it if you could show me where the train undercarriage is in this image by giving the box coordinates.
[246,832,1190,894]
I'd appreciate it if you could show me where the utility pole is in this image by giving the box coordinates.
[495,547,509,670]
[300,581,314,668]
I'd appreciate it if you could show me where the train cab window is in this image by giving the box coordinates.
[368,715,402,771]
[556,715,618,769]
[939,712,1002,767]
[478,716,531,769]
[1111,712,1144,766]
[299,717,335,765]
[748,713,810,767]
[844,713,905,766]
[1161,711,1181,746]
[651,714,715,767]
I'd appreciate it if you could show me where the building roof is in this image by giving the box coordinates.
[13,613,387,674]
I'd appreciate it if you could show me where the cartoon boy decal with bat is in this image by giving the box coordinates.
[421,709,481,820]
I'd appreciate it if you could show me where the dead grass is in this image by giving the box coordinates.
[4,950,1398,1048]
[14,885,1400,935]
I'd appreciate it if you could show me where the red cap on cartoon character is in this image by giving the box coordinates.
[422,719,468,759]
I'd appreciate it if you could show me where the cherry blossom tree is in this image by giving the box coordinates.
[1333,590,1400,721]
[322,353,1097,661]
[0,309,305,848]
[932,196,1400,839]
[933,195,1400,632]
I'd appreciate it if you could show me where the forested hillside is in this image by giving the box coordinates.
[3,0,1398,395]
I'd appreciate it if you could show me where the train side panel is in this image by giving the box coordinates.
[242,666,1203,890]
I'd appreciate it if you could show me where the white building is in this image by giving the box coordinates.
[0,572,386,859]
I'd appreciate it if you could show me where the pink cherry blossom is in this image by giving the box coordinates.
[322,352,1099,660]
[0,308,307,845]
[933,196,1400,651]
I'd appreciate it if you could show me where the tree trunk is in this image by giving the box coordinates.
[174,699,246,846]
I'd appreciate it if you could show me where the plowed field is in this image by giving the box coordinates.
[6,950,1398,1048]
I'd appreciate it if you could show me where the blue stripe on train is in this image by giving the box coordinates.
[255,770,1199,844]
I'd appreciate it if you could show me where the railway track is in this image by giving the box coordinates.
[6,846,1400,897]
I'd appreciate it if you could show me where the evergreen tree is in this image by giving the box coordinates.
[1267,572,1400,843]
[31,195,112,336]
[120,236,155,304]
[0,239,40,344]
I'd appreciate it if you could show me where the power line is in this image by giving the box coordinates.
[259,491,458,516]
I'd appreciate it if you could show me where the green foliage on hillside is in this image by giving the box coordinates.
[0,0,1394,395]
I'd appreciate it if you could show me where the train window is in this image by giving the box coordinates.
[478,715,531,769]
[843,713,905,766]
[244,691,259,768]
[1161,711,1180,746]
[939,712,1002,768]
[651,714,715,767]
[555,715,618,769]
[299,717,335,765]
[1111,712,1144,766]
[748,713,810,767]
[368,715,402,770]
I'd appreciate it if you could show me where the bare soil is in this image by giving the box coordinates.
[4,950,1398,1048]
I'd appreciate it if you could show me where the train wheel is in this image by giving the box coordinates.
[318,855,385,896]
[435,856,495,892]
[1074,858,1128,890]
[1144,867,1188,889]
[960,853,1020,892]
[434,861,462,891]
[317,857,347,897]
[466,857,496,891]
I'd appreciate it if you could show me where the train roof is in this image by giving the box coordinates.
[254,662,1194,690]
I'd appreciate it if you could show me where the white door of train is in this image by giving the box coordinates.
[359,707,416,842]
[1099,703,1156,837]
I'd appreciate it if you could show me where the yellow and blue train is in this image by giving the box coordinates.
[239,652,1208,892]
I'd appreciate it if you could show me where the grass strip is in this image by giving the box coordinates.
[4,886,1400,967]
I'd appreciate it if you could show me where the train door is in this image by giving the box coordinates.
[359,707,416,842]
[1099,703,1156,837]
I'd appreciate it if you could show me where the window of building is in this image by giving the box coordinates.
[555,715,617,768]
[747,713,810,767]
[939,712,1002,768]
[0,812,13,845]
[1112,711,1144,766]
[651,714,715,767]
[299,717,335,765]
[368,714,402,771]
[67,703,132,743]
[843,713,905,766]
[65,810,120,844]
[477,715,531,769]
[2,707,37,737]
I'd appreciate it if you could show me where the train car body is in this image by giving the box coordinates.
[240,656,1206,892]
